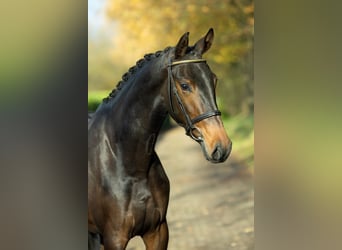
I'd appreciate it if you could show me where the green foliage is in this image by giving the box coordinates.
[223,113,254,168]
[88,91,108,111]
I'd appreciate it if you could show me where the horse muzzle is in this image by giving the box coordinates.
[192,120,232,163]
[209,141,232,163]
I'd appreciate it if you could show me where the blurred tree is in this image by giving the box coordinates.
[88,39,127,91]
[105,0,253,116]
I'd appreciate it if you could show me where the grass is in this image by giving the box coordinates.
[88,90,108,112]
[223,114,254,169]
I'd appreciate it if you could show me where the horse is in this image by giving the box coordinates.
[88,28,232,250]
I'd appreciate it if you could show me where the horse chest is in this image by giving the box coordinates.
[128,181,165,233]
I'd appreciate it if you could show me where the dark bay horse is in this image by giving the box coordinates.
[88,28,232,250]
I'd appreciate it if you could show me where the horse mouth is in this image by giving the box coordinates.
[199,140,232,163]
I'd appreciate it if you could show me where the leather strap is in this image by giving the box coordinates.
[191,110,221,125]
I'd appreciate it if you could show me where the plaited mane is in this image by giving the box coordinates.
[103,46,172,103]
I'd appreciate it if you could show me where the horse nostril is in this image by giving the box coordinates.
[211,142,232,163]
[212,144,223,162]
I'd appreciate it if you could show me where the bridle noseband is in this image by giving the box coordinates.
[167,59,221,142]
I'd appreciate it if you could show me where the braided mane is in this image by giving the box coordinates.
[103,46,172,103]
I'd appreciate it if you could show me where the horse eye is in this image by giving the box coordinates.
[180,83,191,92]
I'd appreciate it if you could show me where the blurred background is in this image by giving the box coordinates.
[1,0,341,249]
[88,0,254,169]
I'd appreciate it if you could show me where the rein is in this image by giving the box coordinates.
[167,59,221,142]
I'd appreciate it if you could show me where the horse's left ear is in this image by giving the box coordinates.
[193,28,214,55]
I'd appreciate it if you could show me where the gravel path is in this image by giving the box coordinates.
[126,127,254,250]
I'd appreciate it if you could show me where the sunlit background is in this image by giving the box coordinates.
[88,0,254,169]
[0,1,341,249]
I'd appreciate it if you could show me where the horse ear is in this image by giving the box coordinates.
[193,28,214,55]
[175,32,189,59]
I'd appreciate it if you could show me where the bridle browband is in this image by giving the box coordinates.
[167,59,221,142]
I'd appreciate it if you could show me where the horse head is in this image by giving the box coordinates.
[167,28,232,163]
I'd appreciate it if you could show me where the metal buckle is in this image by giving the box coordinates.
[187,126,203,142]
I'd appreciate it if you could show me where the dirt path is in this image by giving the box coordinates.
[126,127,254,250]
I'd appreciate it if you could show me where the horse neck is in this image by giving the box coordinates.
[104,53,170,151]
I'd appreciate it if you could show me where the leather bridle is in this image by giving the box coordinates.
[167,59,221,142]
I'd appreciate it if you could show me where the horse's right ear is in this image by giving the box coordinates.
[175,32,189,59]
